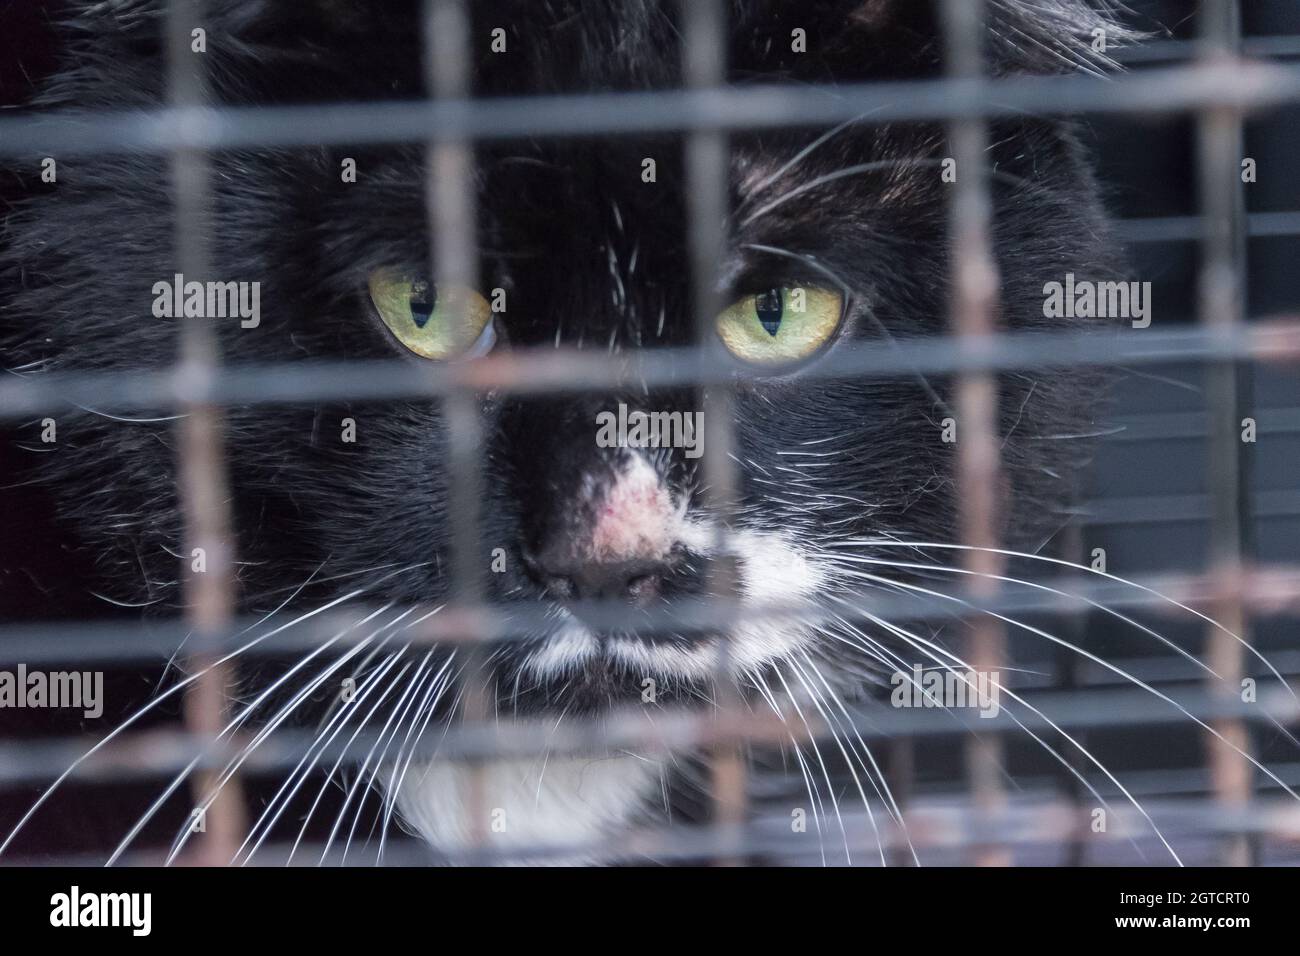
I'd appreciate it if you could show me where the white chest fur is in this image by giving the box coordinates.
[392,752,661,863]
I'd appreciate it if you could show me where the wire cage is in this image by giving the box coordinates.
[0,0,1298,866]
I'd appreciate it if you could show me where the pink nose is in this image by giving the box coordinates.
[528,455,678,605]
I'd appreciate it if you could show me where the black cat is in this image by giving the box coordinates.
[2,0,1137,862]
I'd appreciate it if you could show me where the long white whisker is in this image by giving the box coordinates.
[797,648,919,865]
[320,652,434,864]
[345,658,457,868]
[834,554,1219,680]
[105,600,401,866]
[752,672,826,866]
[0,577,398,859]
[339,653,457,865]
[830,594,1163,863]
[737,109,883,206]
[239,643,413,864]
[839,567,1300,804]
[275,653,419,866]
[834,539,1294,699]
[160,605,411,866]
[772,666,852,865]
[786,653,883,866]
[377,672,464,863]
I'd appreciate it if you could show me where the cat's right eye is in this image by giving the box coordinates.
[367,268,493,360]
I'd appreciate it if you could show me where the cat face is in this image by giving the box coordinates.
[309,127,964,715]
[248,102,1114,723]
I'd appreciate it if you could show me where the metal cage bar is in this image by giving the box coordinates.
[940,0,1010,868]
[2,61,1299,155]
[5,322,1298,421]
[164,0,246,865]
[680,0,750,862]
[421,0,494,860]
[1197,0,1255,868]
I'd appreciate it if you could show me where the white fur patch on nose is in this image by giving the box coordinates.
[584,454,676,563]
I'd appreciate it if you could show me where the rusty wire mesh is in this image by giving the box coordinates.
[0,0,1298,866]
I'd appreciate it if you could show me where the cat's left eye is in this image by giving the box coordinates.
[367,268,493,360]
[715,285,844,366]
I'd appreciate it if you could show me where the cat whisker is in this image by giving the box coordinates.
[832,539,1296,699]
[534,701,575,807]
[280,651,431,866]
[832,553,1220,681]
[771,665,853,865]
[377,676,465,864]
[0,578,398,861]
[751,671,828,867]
[319,665,431,867]
[741,159,932,228]
[159,605,412,866]
[785,653,886,866]
[244,649,414,866]
[154,559,335,697]
[846,564,1298,799]
[243,606,447,858]
[830,565,1300,854]
[341,654,457,865]
[797,648,919,864]
[828,594,1170,863]
[737,109,884,208]
[237,559,432,610]
[741,157,1044,227]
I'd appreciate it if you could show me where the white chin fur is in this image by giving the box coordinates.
[391,752,661,860]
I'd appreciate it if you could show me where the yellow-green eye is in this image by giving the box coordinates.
[715,285,844,366]
[367,268,492,360]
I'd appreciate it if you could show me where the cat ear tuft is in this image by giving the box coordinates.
[985,0,1144,75]
[842,0,1144,76]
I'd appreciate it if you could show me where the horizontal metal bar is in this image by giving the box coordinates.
[1103,407,1300,443]
[2,564,1298,665]
[1004,760,1300,803]
[1083,489,1300,526]
[9,793,1299,866]
[3,322,1299,421]
[0,61,1296,158]
[1117,211,1300,243]
[381,797,1300,865]
[0,680,1295,788]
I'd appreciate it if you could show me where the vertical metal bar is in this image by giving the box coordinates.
[422,0,491,857]
[940,0,1008,867]
[886,738,915,865]
[1197,0,1255,868]
[165,0,246,864]
[681,0,747,862]
[1053,505,1091,866]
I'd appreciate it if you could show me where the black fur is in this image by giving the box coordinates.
[1,0,1131,856]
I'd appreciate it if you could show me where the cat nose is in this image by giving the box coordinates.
[528,553,667,606]
[521,448,680,607]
